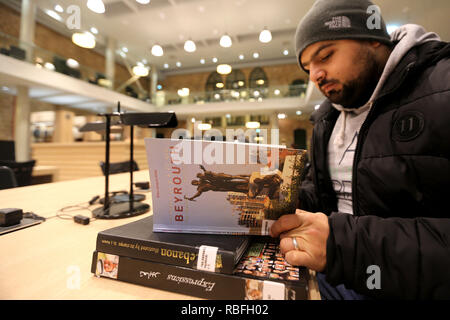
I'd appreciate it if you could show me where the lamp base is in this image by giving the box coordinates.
[100,193,145,204]
[92,202,150,219]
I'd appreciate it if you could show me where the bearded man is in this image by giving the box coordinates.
[270,0,450,299]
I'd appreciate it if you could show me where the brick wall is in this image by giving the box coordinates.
[160,64,308,93]
[0,92,15,140]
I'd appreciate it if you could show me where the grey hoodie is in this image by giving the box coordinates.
[327,24,440,214]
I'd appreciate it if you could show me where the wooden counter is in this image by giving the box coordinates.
[31,141,149,182]
[0,171,320,300]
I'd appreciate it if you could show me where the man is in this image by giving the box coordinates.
[270,0,450,299]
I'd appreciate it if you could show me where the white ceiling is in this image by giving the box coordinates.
[4,0,450,75]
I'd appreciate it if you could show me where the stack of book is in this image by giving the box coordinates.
[91,139,311,300]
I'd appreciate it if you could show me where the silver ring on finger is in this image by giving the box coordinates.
[292,237,300,250]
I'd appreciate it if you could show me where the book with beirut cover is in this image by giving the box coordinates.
[144,138,307,235]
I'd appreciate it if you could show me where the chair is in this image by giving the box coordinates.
[0,166,18,189]
[99,160,139,175]
[0,160,36,187]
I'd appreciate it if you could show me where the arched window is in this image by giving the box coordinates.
[226,69,246,90]
[205,71,224,101]
[249,67,269,99]
[289,78,307,97]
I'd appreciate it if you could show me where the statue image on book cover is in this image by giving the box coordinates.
[145,138,307,235]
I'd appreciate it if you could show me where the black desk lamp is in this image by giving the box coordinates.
[79,102,178,219]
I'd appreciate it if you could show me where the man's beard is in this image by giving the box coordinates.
[320,48,383,109]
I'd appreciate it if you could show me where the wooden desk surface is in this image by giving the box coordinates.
[0,171,320,300]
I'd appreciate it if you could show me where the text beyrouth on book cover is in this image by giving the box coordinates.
[145,138,307,235]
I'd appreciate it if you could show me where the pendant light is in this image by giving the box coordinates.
[219,34,232,48]
[87,0,105,14]
[151,44,164,57]
[259,27,272,43]
[72,32,96,49]
[217,64,232,75]
[184,39,196,53]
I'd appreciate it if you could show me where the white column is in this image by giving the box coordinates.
[14,87,31,161]
[150,66,158,102]
[15,0,36,161]
[19,0,36,62]
[105,37,116,89]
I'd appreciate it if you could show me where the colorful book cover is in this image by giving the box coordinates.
[91,239,310,300]
[144,138,307,235]
[95,216,251,274]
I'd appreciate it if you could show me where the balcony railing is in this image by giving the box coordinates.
[0,31,308,108]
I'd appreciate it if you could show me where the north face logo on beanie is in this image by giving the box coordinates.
[324,16,352,29]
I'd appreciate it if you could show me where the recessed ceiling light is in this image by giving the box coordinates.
[44,9,63,22]
[87,0,105,14]
[44,62,55,71]
[163,63,169,69]
[133,65,149,77]
[90,27,98,34]
[212,57,218,63]
[277,113,286,119]
[283,49,289,55]
[66,58,80,69]
[177,88,190,97]
[274,89,280,95]
[200,58,205,64]
[253,52,259,59]
[136,0,150,4]
[176,61,182,67]
[54,5,64,13]
[296,110,302,115]
[239,54,244,60]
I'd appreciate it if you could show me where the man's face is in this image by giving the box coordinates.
[300,40,382,108]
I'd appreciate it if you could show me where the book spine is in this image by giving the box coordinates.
[92,251,309,300]
[96,234,236,274]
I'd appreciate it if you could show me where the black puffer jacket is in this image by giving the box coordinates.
[299,40,450,299]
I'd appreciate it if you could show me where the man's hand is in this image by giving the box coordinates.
[270,209,329,272]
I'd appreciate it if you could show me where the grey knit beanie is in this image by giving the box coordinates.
[295,0,392,72]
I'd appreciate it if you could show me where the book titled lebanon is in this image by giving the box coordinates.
[92,239,310,300]
[96,216,251,274]
[144,138,307,235]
